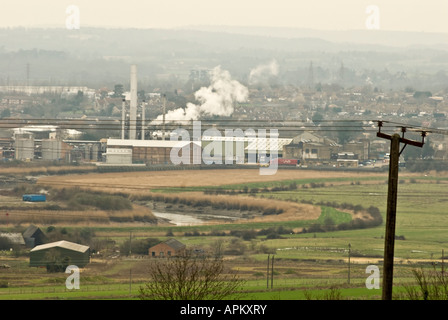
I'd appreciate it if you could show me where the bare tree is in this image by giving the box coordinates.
[138,250,245,300]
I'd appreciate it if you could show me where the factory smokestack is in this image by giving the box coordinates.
[129,64,138,140]
[141,100,145,140]
[121,98,126,140]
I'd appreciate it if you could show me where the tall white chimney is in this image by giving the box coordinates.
[129,64,138,140]
[162,94,166,140]
[121,98,126,140]
[141,100,145,140]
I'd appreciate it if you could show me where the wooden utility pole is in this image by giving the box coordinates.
[442,249,445,276]
[382,133,400,300]
[266,254,275,289]
[377,122,425,300]
[348,243,351,284]
[129,268,132,295]
[266,255,270,289]
[129,231,132,255]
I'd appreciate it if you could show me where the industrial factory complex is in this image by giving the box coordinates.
[0,64,393,169]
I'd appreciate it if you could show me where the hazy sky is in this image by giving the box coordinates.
[2,0,448,33]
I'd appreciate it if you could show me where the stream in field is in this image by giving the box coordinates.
[152,211,241,226]
[152,211,206,226]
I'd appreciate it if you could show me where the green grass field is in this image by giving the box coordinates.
[1,171,448,300]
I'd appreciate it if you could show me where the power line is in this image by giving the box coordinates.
[2,117,447,136]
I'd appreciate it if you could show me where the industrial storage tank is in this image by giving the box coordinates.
[14,132,34,161]
[42,139,62,160]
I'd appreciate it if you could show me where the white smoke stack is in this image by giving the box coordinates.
[121,99,126,140]
[129,64,138,140]
[141,100,145,140]
[162,94,166,140]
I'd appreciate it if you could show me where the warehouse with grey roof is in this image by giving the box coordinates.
[29,240,90,268]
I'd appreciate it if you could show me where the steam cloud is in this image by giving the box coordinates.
[248,59,279,85]
[156,66,248,123]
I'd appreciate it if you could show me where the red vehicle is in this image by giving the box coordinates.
[270,158,299,166]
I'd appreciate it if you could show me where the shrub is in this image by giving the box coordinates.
[403,267,448,300]
[266,232,283,239]
[0,237,11,250]
[69,193,132,211]
[139,251,245,300]
[263,207,280,215]
[229,229,257,240]
[306,223,324,233]
[241,230,257,241]
[46,256,71,273]
[120,238,160,255]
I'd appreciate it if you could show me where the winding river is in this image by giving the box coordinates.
[152,210,241,226]
[152,211,206,226]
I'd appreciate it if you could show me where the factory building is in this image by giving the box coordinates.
[201,134,291,164]
[105,64,204,166]
[106,138,201,165]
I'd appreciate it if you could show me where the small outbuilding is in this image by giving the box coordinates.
[30,240,90,267]
[148,238,186,258]
[22,225,46,248]
[0,232,25,247]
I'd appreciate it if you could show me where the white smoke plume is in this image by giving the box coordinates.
[155,66,248,124]
[248,59,279,85]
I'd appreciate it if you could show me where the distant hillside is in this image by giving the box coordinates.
[181,25,448,48]
[3,26,446,55]
[0,27,446,89]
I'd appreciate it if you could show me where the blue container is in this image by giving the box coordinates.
[22,194,46,202]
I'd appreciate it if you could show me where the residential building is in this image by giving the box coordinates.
[283,132,340,164]
[148,238,186,258]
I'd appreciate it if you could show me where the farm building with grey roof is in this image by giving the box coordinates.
[29,240,90,267]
